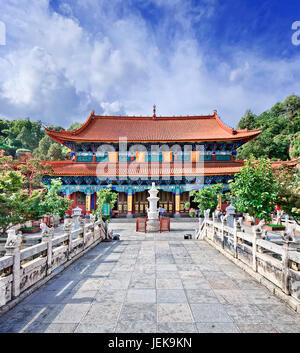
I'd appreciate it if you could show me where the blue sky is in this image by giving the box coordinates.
[0,0,299,128]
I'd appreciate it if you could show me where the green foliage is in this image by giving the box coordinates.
[39,178,73,218]
[237,109,256,130]
[184,202,190,210]
[189,208,196,217]
[68,122,83,131]
[190,184,223,216]
[0,157,70,235]
[289,135,300,158]
[17,158,53,191]
[236,94,300,161]
[0,118,70,160]
[229,157,278,221]
[0,118,45,157]
[0,170,43,235]
[33,135,69,161]
[95,186,118,222]
[275,166,300,224]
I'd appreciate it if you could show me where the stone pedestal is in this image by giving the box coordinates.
[146,182,160,233]
[147,219,160,232]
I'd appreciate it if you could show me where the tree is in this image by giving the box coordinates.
[95,186,118,222]
[33,135,52,160]
[0,170,43,236]
[0,118,45,157]
[47,143,64,161]
[68,122,82,131]
[236,94,300,161]
[189,184,223,216]
[238,109,257,130]
[275,165,300,225]
[289,135,300,159]
[33,136,69,161]
[229,157,278,222]
[39,178,73,219]
[17,158,53,193]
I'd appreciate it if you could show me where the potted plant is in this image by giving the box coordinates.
[189,208,196,217]
[263,223,286,231]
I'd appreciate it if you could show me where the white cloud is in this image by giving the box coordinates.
[0,0,299,129]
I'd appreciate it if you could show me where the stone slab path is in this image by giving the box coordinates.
[0,220,299,333]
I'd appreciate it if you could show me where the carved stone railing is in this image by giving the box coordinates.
[200,218,300,312]
[0,218,106,310]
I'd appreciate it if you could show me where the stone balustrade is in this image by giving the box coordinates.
[0,217,106,311]
[199,218,300,311]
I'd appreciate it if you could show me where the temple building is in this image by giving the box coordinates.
[43,107,262,217]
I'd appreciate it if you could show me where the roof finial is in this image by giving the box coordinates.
[153,104,156,119]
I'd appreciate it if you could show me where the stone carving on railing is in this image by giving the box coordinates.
[90,213,96,224]
[5,228,20,249]
[253,219,268,239]
[220,214,228,225]
[79,217,86,229]
[234,217,245,232]
[40,222,54,239]
[282,224,296,243]
[204,209,210,220]
[63,218,72,232]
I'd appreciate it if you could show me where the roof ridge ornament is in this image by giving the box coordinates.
[153,104,156,120]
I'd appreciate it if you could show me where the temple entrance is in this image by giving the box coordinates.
[158,190,174,215]
[180,192,190,214]
[134,191,148,215]
[117,192,127,216]
[76,192,86,213]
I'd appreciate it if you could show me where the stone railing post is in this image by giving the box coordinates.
[221,217,225,248]
[252,228,260,272]
[225,204,236,229]
[41,225,54,276]
[63,219,72,260]
[282,240,297,295]
[79,218,86,240]
[233,219,239,258]
[5,229,21,298]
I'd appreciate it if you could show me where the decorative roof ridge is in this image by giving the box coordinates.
[92,114,216,120]
[213,109,235,135]
[71,110,95,134]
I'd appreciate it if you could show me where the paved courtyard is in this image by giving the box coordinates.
[0,220,300,333]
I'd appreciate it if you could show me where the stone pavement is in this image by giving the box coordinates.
[0,220,300,333]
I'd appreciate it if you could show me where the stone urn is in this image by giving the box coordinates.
[146,182,160,232]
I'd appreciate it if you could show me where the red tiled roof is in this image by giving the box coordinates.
[44,160,245,177]
[46,110,262,143]
[43,158,299,178]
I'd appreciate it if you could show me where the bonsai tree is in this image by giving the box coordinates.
[190,184,223,217]
[95,186,118,222]
[0,170,43,236]
[229,157,278,222]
